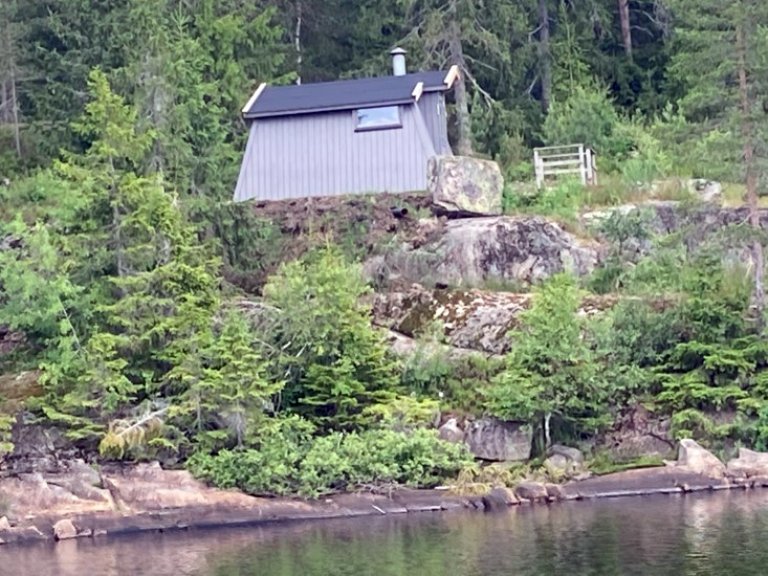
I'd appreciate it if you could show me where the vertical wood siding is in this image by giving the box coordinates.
[418,93,452,155]
[234,103,446,202]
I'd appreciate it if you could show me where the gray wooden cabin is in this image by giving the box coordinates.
[233,49,457,203]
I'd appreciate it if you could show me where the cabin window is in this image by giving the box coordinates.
[354,106,401,131]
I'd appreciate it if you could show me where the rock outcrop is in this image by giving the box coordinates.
[673,439,726,479]
[374,285,622,355]
[596,405,675,461]
[0,460,473,545]
[726,448,768,479]
[428,156,503,217]
[464,418,532,462]
[366,216,603,290]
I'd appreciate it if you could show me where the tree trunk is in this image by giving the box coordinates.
[618,0,633,61]
[0,14,21,157]
[9,64,20,157]
[544,412,552,449]
[295,0,302,85]
[538,0,552,113]
[737,24,765,329]
[448,17,473,156]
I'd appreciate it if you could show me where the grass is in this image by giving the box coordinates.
[587,454,666,476]
[504,173,766,227]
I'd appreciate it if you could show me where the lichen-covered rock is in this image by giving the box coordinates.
[428,156,503,216]
[674,439,726,479]
[726,448,768,479]
[366,216,603,290]
[464,418,532,462]
[373,285,621,355]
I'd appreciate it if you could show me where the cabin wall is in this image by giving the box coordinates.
[234,104,438,202]
[418,92,452,155]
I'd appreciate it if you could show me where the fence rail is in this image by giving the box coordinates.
[533,144,597,188]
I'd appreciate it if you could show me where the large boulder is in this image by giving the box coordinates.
[514,481,548,502]
[428,155,503,217]
[481,486,518,510]
[686,179,722,204]
[366,216,602,290]
[726,448,768,479]
[674,439,726,479]
[464,418,532,462]
[544,445,585,478]
[52,519,78,541]
[438,418,465,444]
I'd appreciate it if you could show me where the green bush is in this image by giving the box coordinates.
[262,247,398,431]
[543,86,621,158]
[187,427,473,498]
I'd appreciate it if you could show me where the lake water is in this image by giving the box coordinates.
[5,491,768,576]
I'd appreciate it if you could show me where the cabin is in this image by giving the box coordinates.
[233,49,458,203]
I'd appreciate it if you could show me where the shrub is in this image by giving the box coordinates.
[187,427,473,498]
[262,248,398,431]
[542,86,621,158]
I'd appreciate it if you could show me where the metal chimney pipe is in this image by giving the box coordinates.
[390,47,407,76]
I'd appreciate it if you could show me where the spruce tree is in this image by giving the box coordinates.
[670,0,768,328]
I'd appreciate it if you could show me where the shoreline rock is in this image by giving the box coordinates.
[1,440,768,546]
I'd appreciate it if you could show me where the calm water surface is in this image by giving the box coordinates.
[5,491,768,576]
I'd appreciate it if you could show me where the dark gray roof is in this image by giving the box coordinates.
[243,70,451,120]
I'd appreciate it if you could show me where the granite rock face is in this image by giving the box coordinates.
[366,216,603,290]
[428,156,504,217]
[373,285,621,355]
[596,405,675,461]
[464,418,532,462]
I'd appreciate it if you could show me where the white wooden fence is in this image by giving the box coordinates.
[533,144,597,188]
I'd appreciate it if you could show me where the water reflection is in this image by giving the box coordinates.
[6,491,768,576]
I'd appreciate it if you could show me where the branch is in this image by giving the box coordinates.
[110,407,169,439]
[462,66,494,106]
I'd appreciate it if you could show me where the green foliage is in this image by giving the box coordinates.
[490,274,611,448]
[188,427,472,498]
[587,454,665,476]
[262,248,398,431]
[588,208,655,294]
[504,179,586,222]
[0,414,14,458]
[542,86,621,157]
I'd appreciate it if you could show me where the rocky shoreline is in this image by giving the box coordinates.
[1,439,767,546]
